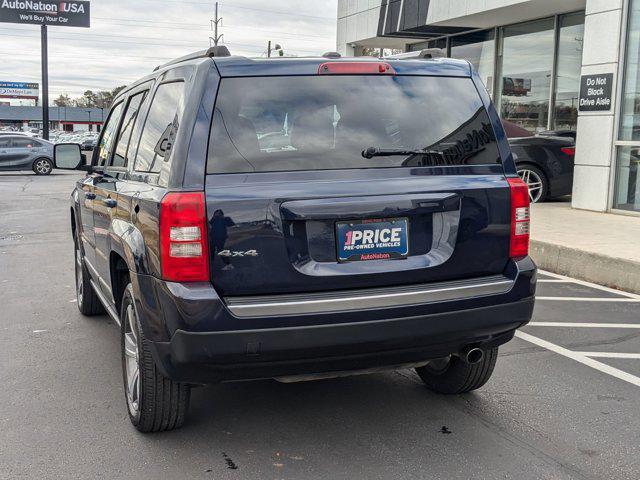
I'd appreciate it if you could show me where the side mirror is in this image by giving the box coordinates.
[54,143,86,170]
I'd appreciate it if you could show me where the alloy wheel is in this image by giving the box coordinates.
[517,168,544,203]
[35,159,52,175]
[123,304,141,417]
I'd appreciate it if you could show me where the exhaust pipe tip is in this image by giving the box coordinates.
[464,347,484,365]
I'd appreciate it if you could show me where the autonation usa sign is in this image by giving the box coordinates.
[0,0,90,27]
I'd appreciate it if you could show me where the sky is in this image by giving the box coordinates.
[0,0,338,103]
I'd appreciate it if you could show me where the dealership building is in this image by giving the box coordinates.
[0,105,104,132]
[337,0,640,215]
[0,82,104,132]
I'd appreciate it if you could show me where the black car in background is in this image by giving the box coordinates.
[538,129,577,141]
[503,122,575,203]
[80,137,97,150]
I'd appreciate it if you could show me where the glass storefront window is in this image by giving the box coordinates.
[498,18,555,133]
[370,13,585,137]
[409,38,448,56]
[554,12,585,131]
[360,47,403,57]
[619,0,640,141]
[614,147,640,211]
[450,30,495,97]
[615,0,640,212]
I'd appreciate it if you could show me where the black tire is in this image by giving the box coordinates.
[516,164,548,203]
[32,157,53,175]
[415,347,498,394]
[120,284,190,432]
[74,233,105,316]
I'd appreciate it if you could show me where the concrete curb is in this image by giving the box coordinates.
[530,240,640,295]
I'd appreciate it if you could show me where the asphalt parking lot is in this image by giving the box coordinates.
[1,171,639,480]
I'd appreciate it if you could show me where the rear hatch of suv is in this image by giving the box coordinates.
[205,60,513,297]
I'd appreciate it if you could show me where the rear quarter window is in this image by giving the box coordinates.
[207,75,500,174]
[133,81,186,186]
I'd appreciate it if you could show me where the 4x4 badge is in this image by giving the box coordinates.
[217,250,259,258]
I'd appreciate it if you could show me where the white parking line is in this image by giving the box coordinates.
[538,270,575,280]
[576,352,640,359]
[538,269,640,300]
[536,297,640,302]
[537,279,570,283]
[515,331,640,388]
[528,322,640,329]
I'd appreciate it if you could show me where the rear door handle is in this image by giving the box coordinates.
[85,192,96,200]
[103,198,117,208]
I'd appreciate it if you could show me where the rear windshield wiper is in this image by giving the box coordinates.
[362,146,440,159]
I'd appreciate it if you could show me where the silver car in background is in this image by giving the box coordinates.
[0,135,55,175]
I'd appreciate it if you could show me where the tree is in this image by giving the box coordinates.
[73,90,98,108]
[111,85,126,98]
[53,93,72,107]
[54,85,129,109]
[93,91,112,109]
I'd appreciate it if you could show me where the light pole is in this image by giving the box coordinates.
[267,42,283,58]
[41,25,49,140]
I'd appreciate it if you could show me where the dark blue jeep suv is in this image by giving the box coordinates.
[54,47,536,432]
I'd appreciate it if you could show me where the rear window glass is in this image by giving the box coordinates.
[207,75,500,174]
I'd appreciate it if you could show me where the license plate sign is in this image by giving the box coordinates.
[336,218,409,262]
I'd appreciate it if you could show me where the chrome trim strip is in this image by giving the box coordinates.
[226,275,514,318]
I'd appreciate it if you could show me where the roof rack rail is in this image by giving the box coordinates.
[383,48,445,60]
[153,45,231,72]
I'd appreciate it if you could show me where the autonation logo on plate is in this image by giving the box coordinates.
[336,218,409,262]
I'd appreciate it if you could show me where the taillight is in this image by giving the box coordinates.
[160,192,209,282]
[561,146,575,156]
[507,177,530,258]
[318,62,396,75]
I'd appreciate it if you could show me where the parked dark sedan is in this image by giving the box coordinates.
[80,137,97,150]
[538,129,577,141]
[503,122,575,203]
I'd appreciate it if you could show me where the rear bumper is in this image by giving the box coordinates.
[132,258,536,384]
[156,300,530,383]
